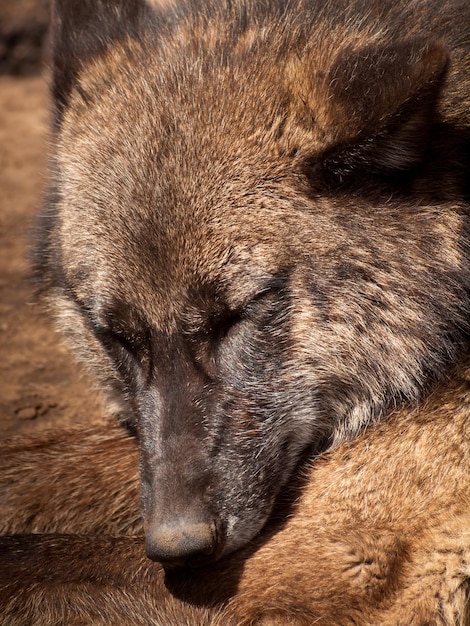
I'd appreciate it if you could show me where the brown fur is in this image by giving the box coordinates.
[1,356,469,624]
[33,0,470,563]
[0,421,141,536]
[1,0,470,622]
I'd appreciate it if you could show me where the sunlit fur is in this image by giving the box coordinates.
[33,0,470,558]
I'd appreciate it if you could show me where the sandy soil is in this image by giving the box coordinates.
[0,73,105,436]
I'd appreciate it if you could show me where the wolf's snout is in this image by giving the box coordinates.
[145,517,222,568]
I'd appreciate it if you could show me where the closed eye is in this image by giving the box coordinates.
[209,280,284,344]
[94,325,133,353]
[188,311,244,380]
[211,310,244,343]
[93,323,150,371]
[189,288,281,379]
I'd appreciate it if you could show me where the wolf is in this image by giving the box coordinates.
[0,358,469,624]
[34,0,470,567]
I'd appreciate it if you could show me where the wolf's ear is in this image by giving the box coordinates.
[51,0,153,122]
[292,38,448,184]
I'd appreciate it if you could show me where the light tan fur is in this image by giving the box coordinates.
[1,355,469,624]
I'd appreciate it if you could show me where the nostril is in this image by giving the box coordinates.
[145,518,222,568]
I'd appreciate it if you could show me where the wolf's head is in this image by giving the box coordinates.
[37,0,470,566]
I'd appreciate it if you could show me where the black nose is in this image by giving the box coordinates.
[145,518,222,568]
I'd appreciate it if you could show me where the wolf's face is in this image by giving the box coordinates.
[39,0,470,566]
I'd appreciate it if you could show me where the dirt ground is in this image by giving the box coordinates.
[0,72,105,436]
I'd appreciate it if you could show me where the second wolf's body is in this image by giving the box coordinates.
[1,354,469,624]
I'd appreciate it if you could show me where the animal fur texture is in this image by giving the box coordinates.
[0,357,469,624]
[31,0,470,565]
[1,0,470,621]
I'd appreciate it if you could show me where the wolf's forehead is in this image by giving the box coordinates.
[80,248,279,332]
[59,111,305,320]
[63,189,289,328]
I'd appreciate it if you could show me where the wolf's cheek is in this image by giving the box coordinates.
[43,289,133,420]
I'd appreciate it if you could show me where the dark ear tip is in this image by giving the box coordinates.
[411,37,449,81]
[307,36,451,186]
[49,0,155,124]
